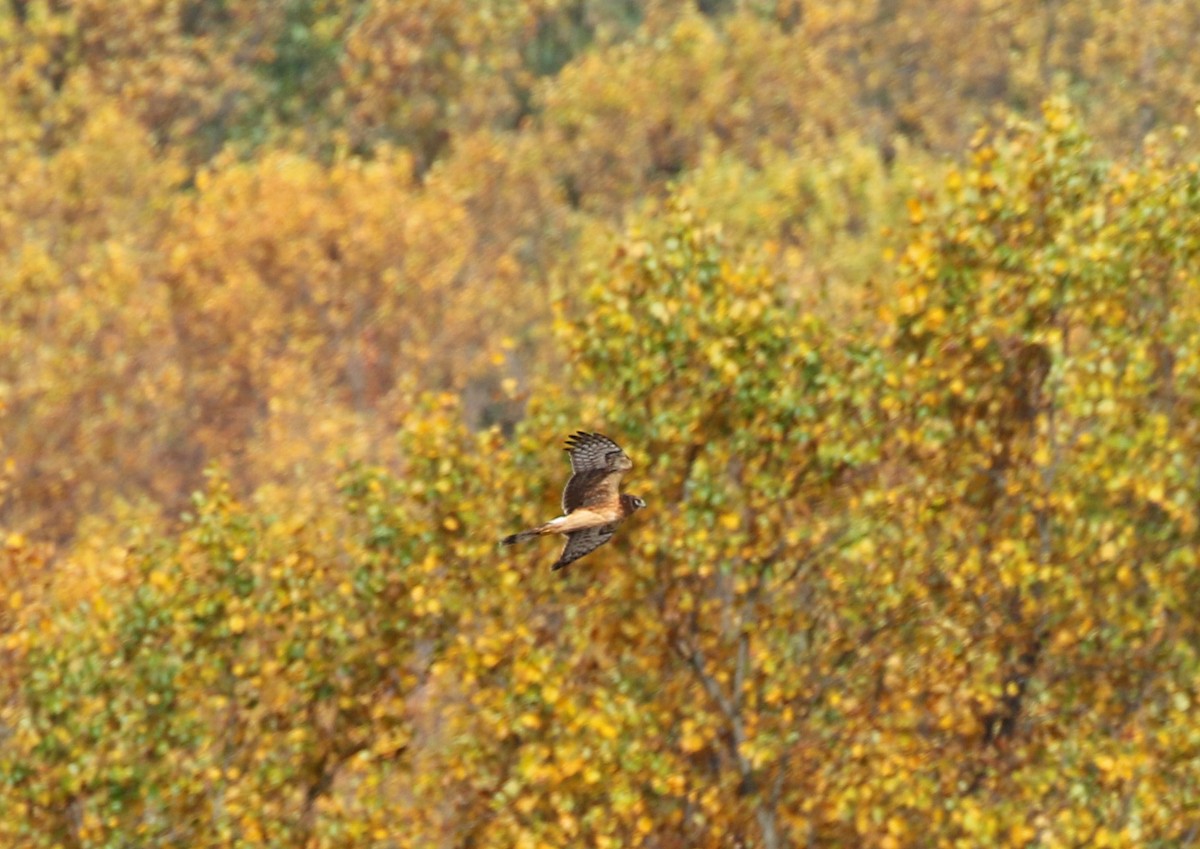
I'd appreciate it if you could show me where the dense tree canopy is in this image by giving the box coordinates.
[3,2,1200,847]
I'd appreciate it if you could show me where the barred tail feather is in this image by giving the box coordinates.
[500,529,540,546]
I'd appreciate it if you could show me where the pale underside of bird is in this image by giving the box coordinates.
[500,431,646,571]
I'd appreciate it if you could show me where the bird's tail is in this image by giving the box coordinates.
[500,528,541,546]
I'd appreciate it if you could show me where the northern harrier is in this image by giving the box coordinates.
[501,431,646,571]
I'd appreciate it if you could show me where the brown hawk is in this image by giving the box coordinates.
[501,431,646,571]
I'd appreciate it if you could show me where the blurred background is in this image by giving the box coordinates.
[2,1,1199,846]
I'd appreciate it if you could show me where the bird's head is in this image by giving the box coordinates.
[624,494,647,513]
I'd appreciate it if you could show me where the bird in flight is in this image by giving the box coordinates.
[501,431,646,571]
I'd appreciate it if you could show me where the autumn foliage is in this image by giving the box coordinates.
[3,2,1200,847]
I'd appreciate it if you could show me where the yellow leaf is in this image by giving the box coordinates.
[680,719,705,753]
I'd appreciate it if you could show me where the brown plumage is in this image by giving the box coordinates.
[500,431,647,571]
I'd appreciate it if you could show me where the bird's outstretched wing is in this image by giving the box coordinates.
[552,523,617,571]
[564,431,630,473]
[562,431,632,513]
